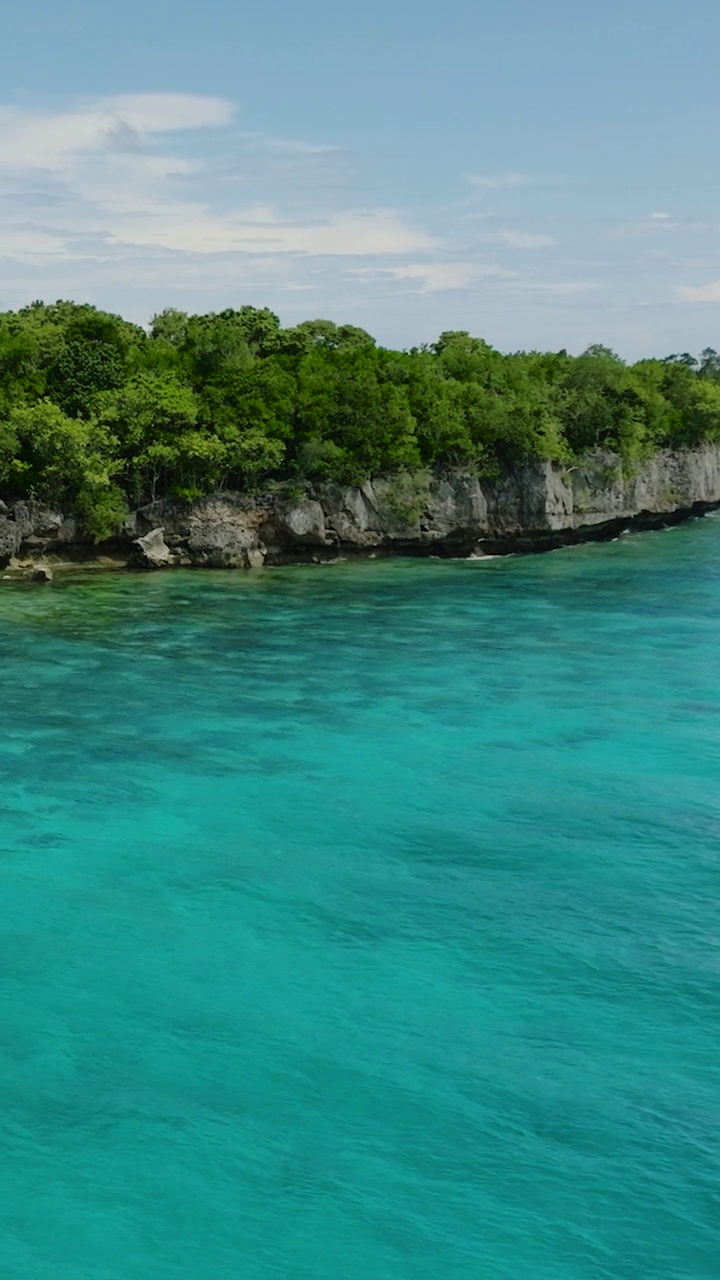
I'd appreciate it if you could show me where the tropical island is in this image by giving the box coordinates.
[1,300,720,571]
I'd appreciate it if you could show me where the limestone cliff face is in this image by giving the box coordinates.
[0,499,78,566]
[3,445,720,571]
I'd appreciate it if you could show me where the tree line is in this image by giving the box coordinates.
[0,299,719,540]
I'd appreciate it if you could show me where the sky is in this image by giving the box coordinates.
[0,0,719,357]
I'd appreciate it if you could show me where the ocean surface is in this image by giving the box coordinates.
[1,520,720,1280]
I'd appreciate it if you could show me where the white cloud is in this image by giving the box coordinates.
[7,95,688,354]
[104,207,435,257]
[541,281,598,295]
[0,93,433,270]
[492,229,555,249]
[609,213,712,239]
[0,228,69,260]
[466,172,528,190]
[234,130,340,156]
[102,94,235,132]
[349,263,517,293]
[0,94,234,172]
[261,137,340,156]
[677,279,720,302]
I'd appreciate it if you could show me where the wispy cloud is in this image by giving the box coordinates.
[0,94,234,171]
[472,276,598,300]
[492,230,555,250]
[235,130,341,156]
[609,212,713,239]
[4,93,711,357]
[349,262,517,294]
[537,281,598,296]
[676,279,720,303]
[0,93,434,275]
[100,203,436,257]
[261,137,341,156]
[0,228,68,259]
[465,172,528,190]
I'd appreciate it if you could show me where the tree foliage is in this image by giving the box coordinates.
[0,300,718,539]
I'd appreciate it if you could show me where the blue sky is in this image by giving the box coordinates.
[1,0,718,356]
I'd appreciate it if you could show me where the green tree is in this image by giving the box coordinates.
[1,298,720,525]
[97,373,200,501]
[0,400,125,539]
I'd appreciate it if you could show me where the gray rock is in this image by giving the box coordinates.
[186,494,265,568]
[273,498,328,546]
[320,484,376,545]
[128,527,174,570]
[425,474,487,539]
[28,565,53,583]
[245,547,267,569]
[0,518,21,567]
[4,443,720,569]
[12,502,65,541]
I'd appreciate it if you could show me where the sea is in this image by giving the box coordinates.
[1,518,719,1279]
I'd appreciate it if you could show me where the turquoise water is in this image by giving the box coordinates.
[1,522,720,1280]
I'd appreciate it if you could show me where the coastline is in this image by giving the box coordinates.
[3,444,720,578]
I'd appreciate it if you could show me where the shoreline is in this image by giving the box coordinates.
[2,499,717,585]
[4,445,720,580]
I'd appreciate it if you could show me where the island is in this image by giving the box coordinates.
[1,301,719,572]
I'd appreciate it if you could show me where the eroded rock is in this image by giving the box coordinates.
[0,518,20,567]
[128,527,175,570]
[186,494,265,568]
[273,497,328,546]
[3,445,720,571]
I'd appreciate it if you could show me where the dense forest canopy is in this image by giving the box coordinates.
[1,300,719,540]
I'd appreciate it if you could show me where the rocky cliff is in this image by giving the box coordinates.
[3,445,720,574]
